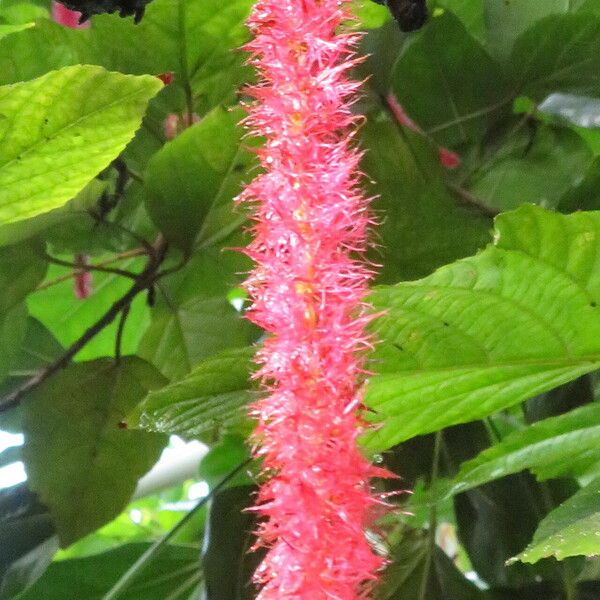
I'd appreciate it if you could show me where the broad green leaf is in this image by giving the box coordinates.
[358,21,408,96]
[511,14,600,100]
[467,124,593,211]
[390,11,508,147]
[0,243,46,311]
[139,241,258,380]
[0,484,55,590]
[133,347,256,441]
[350,0,389,29]
[0,304,28,385]
[23,358,167,546]
[364,205,600,451]
[0,318,63,433]
[559,158,600,211]
[19,543,200,600]
[513,476,600,563]
[0,177,108,248]
[0,23,33,40]
[437,0,485,41]
[202,486,259,600]
[0,21,85,86]
[450,402,600,496]
[0,243,46,385]
[0,65,162,224]
[360,118,492,283]
[454,472,569,587]
[87,0,253,113]
[376,527,484,599]
[197,434,252,488]
[576,0,600,12]
[484,0,568,60]
[145,107,248,253]
[0,3,47,24]
[0,536,58,600]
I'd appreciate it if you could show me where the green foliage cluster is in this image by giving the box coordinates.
[2,0,600,598]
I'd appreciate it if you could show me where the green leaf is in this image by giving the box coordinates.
[350,0,389,29]
[513,476,600,563]
[450,402,600,495]
[376,527,484,599]
[484,0,568,60]
[197,434,252,488]
[454,473,569,587]
[360,117,492,284]
[202,485,260,600]
[575,0,600,13]
[511,14,600,100]
[144,107,249,253]
[23,358,168,546]
[0,21,84,86]
[0,484,56,588]
[437,0,485,42]
[0,242,46,310]
[0,23,33,40]
[139,243,257,380]
[0,318,64,433]
[18,543,200,600]
[0,536,58,600]
[467,124,593,211]
[133,347,256,442]
[364,205,600,451]
[0,304,28,385]
[0,64,162,224]
[87,0,253,113]
[0,243,46,385]
[390,11,508,147]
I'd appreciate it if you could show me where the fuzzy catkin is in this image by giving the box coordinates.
[238,0,387,597]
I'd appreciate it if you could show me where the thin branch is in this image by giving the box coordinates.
[418,431,443,600]
[88,213,155,256]
[0,238,168,413]
[35,248,147,292]
[425,97,513,135]
[115,304,131,363]
[445,182,500,218]
[43,252,138,280]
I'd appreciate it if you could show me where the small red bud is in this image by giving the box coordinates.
[74,254,92,300]
[438,147,461,169]
[157,72,175,85]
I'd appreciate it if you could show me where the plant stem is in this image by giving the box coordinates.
[43,252,138,279]
[35,248,147,292]
[538,481,580,600]
[104,458,252,600]
[562,561,579,600]
[418,430,443,600]
[446,183,500,218]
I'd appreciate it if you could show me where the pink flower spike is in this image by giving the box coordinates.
[238,0,393,597]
